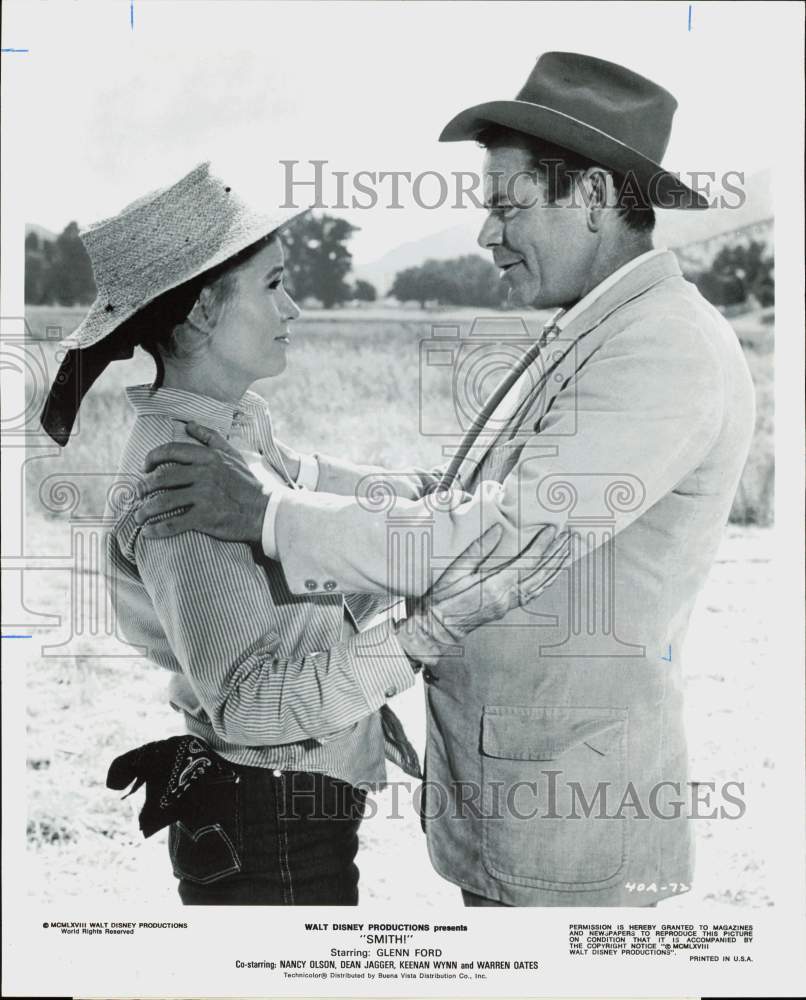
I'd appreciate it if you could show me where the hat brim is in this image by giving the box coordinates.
[61,204,309,351]
[439,100,709,210]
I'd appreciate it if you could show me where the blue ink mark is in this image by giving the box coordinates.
[661,644,672,662]
[2,634,33,638]
[1,48,30,53]
[130,1,135,30]
[688,4,692,30]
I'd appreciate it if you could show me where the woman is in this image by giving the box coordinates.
[40,162,428,905]
[41,161,530,906]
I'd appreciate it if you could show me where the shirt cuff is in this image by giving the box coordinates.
[261,454,317,558]
[349,621,418,710]
[296,453,319,490]
[261,493,282,559]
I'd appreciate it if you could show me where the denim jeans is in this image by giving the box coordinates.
[168,765,366,905]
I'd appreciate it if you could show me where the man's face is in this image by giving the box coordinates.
[477,145,594,309]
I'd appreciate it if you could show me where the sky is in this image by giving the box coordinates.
[1,0,799,267]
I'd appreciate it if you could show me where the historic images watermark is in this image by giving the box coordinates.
[279,160,748,211]
[275,775,748,823]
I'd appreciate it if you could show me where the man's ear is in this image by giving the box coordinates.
[584,168,612,231]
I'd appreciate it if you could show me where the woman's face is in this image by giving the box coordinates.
[207,238,300,383]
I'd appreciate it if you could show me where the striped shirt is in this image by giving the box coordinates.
[105,384,421,789]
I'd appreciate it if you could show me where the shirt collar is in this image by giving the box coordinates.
[552,248,671,333]
[125,384,270,437]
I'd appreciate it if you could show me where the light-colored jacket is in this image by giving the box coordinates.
[273,250,756,904]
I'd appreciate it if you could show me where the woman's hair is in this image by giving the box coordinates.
[131,232,277,387]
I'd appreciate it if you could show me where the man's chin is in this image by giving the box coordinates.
[506,281,540,309]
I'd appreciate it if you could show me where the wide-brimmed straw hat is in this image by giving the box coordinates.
[41,161,306,445]
[439,51,708,210]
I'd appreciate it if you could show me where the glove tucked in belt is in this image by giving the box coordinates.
[106,735,237,838]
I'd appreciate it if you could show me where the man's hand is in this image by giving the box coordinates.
[135,422,275,542]
[395,523,570,667]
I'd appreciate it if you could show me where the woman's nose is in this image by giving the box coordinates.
[284,293,301,322]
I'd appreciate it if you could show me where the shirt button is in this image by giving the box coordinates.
[323,580,337,591]
[272,769,282,778]
[384,687,397,698]
[304,579,318,591]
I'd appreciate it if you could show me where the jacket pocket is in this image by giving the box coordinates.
[169,774,242,885]
[480,705,628,890]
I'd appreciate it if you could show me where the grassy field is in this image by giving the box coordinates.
[19,303,775,908]
[21,302,774,526]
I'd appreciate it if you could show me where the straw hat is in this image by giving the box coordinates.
[41,161,306,444]
[63,160,304,350]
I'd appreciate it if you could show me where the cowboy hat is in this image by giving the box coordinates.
[439,51,708,210]
[41,161,306,444]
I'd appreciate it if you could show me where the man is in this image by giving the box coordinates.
[136,52,756,905]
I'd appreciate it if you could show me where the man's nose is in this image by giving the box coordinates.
[477,212,503,250]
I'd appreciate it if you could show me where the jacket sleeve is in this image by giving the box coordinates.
[119,517,416,747]
[273,317,725,597]
[314,452,442,499]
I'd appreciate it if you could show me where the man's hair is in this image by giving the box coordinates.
[476,124,655,235]
[134,233,275,387]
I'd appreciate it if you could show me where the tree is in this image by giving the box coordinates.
[390,265,431,308]
[49,222,96,306]
[281,212,360,308]
[390,255,507,308]
[26,222,97,306]
[441,255,507,308]
[694,239,773,309]
[352,279,377,302]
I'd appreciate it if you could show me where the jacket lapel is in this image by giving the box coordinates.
[441,251,682,491]
[440,312,561,489]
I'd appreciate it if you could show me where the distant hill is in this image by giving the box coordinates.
[355,168,773,295]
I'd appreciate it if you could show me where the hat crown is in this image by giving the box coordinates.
[516,51,677,163]
[80,162,259,306]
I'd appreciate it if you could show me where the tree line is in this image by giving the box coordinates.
[389,241,773,311]
[25,214,378,309]
[389,255,507,309]
[25,218,772,313]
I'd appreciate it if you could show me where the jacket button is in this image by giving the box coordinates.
[323,580,337,591]
[304,579,318,591]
